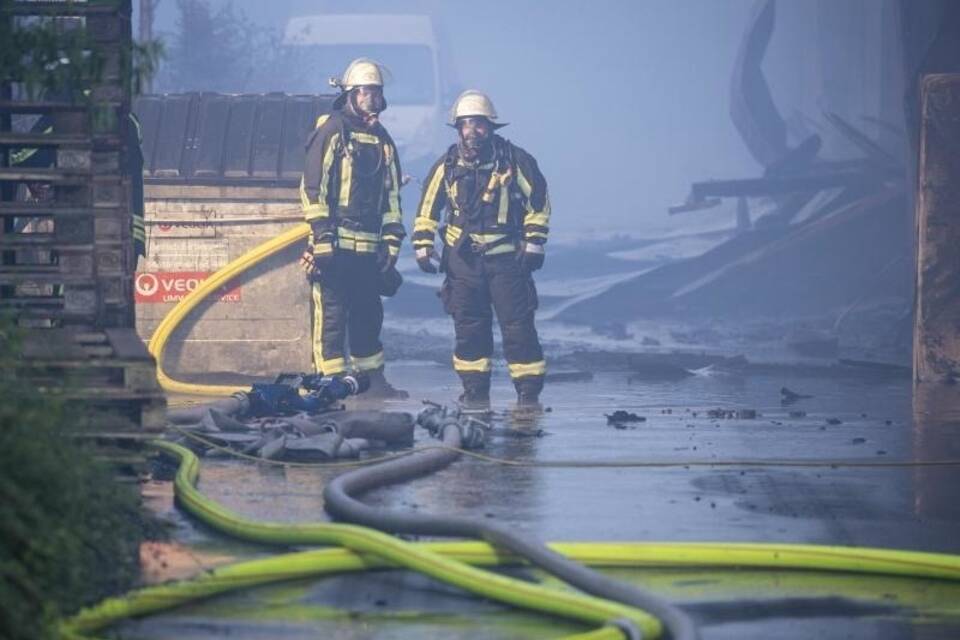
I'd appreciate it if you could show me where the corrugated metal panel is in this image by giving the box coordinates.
[133,93,335,186]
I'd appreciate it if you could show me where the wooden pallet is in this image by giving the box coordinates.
[2,1,164,440]
[19,327,166,431]
[1,0,133,330]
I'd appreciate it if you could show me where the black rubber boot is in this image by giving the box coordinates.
[362,367,409,400]
[458,372,491,410]
[514,375,544,407]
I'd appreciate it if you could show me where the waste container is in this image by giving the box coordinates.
[134,93,334,377]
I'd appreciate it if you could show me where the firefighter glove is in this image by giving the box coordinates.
[301,248,334,280]
[518,242,545,273]
[416,247,439,274]
[378,243,399,273]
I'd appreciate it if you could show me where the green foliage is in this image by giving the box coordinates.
[0,11,164,100]
[0,15,104,100]
[0,317,144,640]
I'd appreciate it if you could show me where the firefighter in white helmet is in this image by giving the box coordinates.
[299,58,406,397]
[413,90,550,407]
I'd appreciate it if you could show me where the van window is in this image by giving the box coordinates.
[287,45,435,106]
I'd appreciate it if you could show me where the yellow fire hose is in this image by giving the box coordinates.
[62,441,659,639]
[61,441,960,639]
[146,223,312,397]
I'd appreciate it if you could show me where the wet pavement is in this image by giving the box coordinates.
[121,360,960,639]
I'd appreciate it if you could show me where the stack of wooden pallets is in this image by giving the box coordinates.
[1,1,164,465]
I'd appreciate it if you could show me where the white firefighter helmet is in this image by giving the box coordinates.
[333,58,387,90]
[330,58,391,110]
[448,90,507,128]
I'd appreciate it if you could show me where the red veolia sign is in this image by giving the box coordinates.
[134,271,241,303]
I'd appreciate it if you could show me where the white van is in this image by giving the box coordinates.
[283,14,454,178]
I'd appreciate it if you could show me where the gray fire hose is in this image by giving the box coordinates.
[323,406,699,640]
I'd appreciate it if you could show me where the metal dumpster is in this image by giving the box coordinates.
[134,93,334,377]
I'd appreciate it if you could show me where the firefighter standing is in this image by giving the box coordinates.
[413,91,550,406]
[300,59,406,397]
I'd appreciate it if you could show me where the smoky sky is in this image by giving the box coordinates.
[144,0,892,242]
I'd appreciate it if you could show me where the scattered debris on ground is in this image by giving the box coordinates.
[706,408,759,420]
[605,410,647,429]
[781,386,814,404]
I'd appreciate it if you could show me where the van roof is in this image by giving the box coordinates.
[284,14,435,46]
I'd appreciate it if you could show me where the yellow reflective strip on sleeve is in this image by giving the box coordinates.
[383,145,402,224]
[507,360,546,379]
[417,162,446,221]
[453,355,492,373]
[525,231,549,240]
[387,244,400,256]
[351,350,385,371]
[444,225,463,247]
[524,212,550,227]
[516,166,533,197]
[315,114,330,129]
[313,243,334,255]
[414,217,439,234]
[517,168,551,227]
[497,183,509,225]
[412,238,435,248]
[312,281,346,375]
[338,154,352,208]
[351,131,379,144]
[303,132,339,220]
[516,168,532,200]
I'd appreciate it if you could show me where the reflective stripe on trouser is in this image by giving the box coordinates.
[441,247,544,386]
[310,251,385,375]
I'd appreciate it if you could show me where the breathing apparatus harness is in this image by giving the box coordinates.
[441,135,520,257]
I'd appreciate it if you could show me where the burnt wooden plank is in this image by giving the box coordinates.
[104,327,151,360]
[0,133,92,147]
[0,168,89,184]
[0,101,88,114]
[0,204,114,216]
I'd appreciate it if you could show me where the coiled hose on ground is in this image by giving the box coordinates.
[127,223,960,639]
[323,415,699,640]
[62,440,960,639]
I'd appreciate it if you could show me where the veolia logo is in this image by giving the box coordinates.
[134,271,241,303]
[135,272,160,296]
